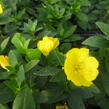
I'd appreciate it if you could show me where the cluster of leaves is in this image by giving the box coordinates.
[0,0,109,109]
[85,0,109,30]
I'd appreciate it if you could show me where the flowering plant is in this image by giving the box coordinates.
[0,0,109,109]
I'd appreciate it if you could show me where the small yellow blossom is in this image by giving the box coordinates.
[56,105,67,109]
[37,36,60,56]
[0,4,3,14]
[64,48,99,87]
[0,55,9,70]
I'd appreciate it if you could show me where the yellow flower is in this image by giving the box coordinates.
[0,55,9,70]
[56,105,67,109]
[64,48,99,87]
[0,4,3,14]
[37,36,60,56]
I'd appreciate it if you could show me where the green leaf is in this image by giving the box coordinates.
[41,89,65,103]
[34,66,60,76]
[95,96,109,109]
[13,87,36,109]
[47,49,65,66]
[88,84,100,94]
[60,43,72,53]
[57,23,64,36]
[77,13,88,22]
[8,50,18,67]
[82,35,109,48]
[100,65,109,96]
[16,65,25,87]
[8,0,18,10]
[77,87,94,99]
[11,33,25,53]
[68,82,96,99]
[34,90,48,104]
[0,72,10,80]
[50,71,67,82]
[45,0,60,4]
[25,60,39,72]
[0,104,7,109]
[4,80,19,92]
[31,20,37,32]
[63,25,77,38]
[0,37,10,52]
[24,39,31,49]
[67,90,85,109]
[35,76,47,89]
[23,20,37,33]
[68,34,82,41]
[11,33,30,54]
[80,0,91,6]
[26,49,41,60]
[96,22,109,37]
[62,34,82,42]
[0,16,13,25]
[0,84,14,103]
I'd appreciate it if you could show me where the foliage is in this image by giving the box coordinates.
[0,0,109,109]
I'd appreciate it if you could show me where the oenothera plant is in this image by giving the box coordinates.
[0,0,109,109]
[0,32,101,109]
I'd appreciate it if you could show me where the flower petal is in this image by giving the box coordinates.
[37,36,59,56]
[0,4,3,14]
[66,48,89,63]
[64,58,92,87]
[81,57,99,81]
[0,55,9,70]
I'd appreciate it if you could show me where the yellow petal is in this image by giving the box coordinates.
[0,55,9,70]
[53,38,60,49]
[56,105,67,109]
[81,57,99,81]
[66,48,89,63]
[0,4,3,14]
[37,40,53,56]
[64,57,92,87]
[43,36,59,49]
[37,36,59,56]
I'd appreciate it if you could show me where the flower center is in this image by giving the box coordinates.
[74,64,82,73]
